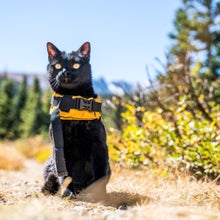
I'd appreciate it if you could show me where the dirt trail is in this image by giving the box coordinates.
[1,159,220,220]
[0,160,145,220]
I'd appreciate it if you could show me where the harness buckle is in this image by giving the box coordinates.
[79,98,93,111]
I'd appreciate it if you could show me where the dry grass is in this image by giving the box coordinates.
[0,142,24,170]
[0,136,51,170]
[15,136,51,163]
[1,158,220,220]
[1,139,220,219]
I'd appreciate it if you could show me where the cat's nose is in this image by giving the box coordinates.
[63,70,70,77]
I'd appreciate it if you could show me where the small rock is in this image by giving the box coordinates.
[118,203,128,210]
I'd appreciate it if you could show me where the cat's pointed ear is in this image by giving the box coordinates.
[47,42,61,61]
[78,42,90,61]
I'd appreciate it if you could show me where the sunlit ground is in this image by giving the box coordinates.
[1,140,220,220]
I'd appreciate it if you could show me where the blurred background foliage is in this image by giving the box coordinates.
[0,0,220,180]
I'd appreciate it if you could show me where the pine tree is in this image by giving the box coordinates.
[183,0,220,79]
[11,75,28,138]
[0,77,16,139]
[153,0,220,122]
[40,88,52,136]
[20,77,43,137]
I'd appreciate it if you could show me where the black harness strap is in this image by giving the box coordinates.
[51,95,102,112]
[50,104,68,177]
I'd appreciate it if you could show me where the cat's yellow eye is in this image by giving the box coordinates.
[55,64,62,70]
[73,63,80,69]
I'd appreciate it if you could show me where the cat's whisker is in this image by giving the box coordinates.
[50,79,57,86]
[50,79,60,90]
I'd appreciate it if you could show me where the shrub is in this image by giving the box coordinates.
[108,102,220,179]
[15,136,51,163]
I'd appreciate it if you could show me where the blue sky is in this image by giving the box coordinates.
[0,0,181,83]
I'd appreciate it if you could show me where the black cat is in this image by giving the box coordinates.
[42,42,111,200]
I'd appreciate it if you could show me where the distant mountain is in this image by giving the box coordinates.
[93,77,134,95]
[92,77,111,95]
[0,72,135,95]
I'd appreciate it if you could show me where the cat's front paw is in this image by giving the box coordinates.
[42,173,60,195]
[61,188,76,199]
[61,176,75,199]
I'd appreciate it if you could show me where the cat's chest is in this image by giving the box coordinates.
[61,120,100,142]
[62,121,87,137]
[61,120,98,159]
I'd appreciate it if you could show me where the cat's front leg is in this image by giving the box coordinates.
[42,157,60,195]
[59,176,76,199]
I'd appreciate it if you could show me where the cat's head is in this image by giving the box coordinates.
[47,42,95,97]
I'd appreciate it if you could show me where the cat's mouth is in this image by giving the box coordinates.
[57,74,77,90]
[56,72,74,84]
[64,77,71,83]
[60,77,74,88]
[62,72,72,84]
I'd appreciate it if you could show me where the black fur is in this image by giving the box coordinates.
[42,42,111,198]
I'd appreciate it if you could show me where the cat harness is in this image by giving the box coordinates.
[49,93,102,176]
[50,93,102,120]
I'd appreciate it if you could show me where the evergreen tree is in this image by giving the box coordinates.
[20,77,43,137]
[153,0,220,122]
[40,88,52,136]
[0,77,16,139]
[11,75,28,138]
[183,0,220,79]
